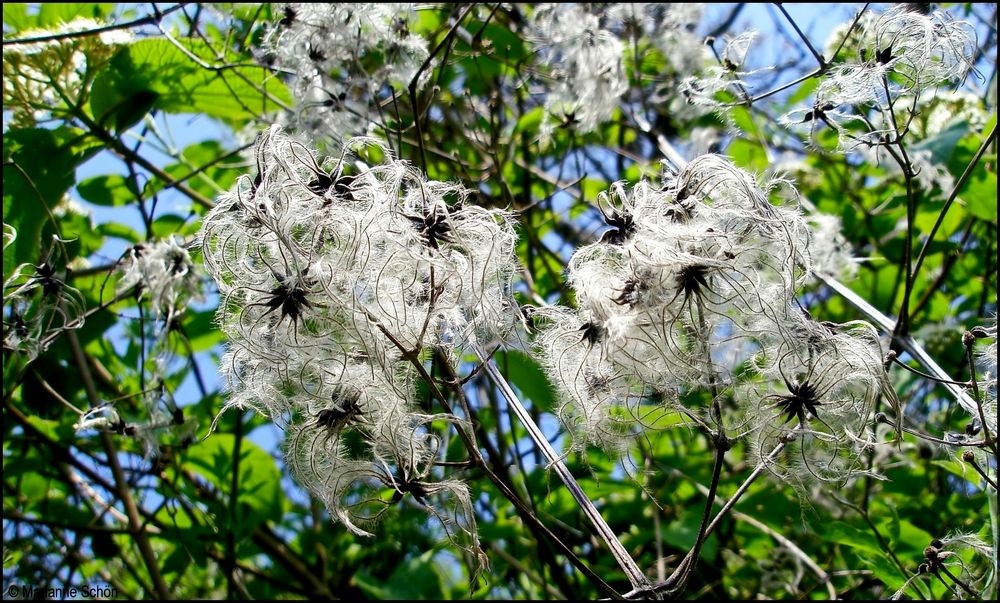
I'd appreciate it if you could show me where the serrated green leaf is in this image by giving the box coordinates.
[91,38,291,127]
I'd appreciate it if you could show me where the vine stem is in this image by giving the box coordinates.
[820,276,980,415]
[359,311,620,596]
[623,435,795,599]
[2,3,190,46]
[692,472,840,600]
[65,327,171,600]
[476,348,651,592]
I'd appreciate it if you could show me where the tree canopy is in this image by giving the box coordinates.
[3,3,997,600]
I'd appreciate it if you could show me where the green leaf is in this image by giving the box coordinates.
[786,76,819,107]
[355,550,446,599]
[2,4,30,33]
[931,459,974,482]
[662,506,704,550]
[92,38,291,127]
[4,4,115,35]
[514,107,545,138]
[37,3,114,27]
[962,171,998,222]
[90,50,156,129]
[857,549,909,594]
[95,221,141,243]
[500,350,556,412]
[183,310,224,352]
[820,521,882,553]
[581,177,608,202]
[26,416,71,441]
[151,214,193,238]
[114,90,160,133]
[729,106,760,138]
[77,174,137,206]
[413,6,446,36]
[728,138,768,172]
[945,115,997,222]
[161,140,243,200]
[184,434,284,529]
[912,120,968,165]
[3,127,98,271]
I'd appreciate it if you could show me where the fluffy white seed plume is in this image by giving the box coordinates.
[534,305,644,453]
[3,230,87,361]
[680,31,764,110]
[786,6,976,152]
[604,3,707,76]
[117,236,201,321]
[263,4,429,148]
[536,153,892,486]
[970,314,997,444]
[529,4,628,138]
[201,126,517,568]
[866,5,976,89]
[740,313,887,485]
[804,214,858,280]
[539,157,811,434]
[891,532,995,600]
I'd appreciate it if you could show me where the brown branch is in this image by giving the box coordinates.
[2,4,191,46]
[64,326,171,600]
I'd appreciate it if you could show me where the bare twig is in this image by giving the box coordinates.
[65,327,171,600]
[478,349,651,592]
[3,4,190,46]
[775,4,827,68]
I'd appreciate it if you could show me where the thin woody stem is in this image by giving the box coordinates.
[623,435,795,599]
[65,327,171,600]
[660,436,729,596]
[477,348,650,592]
[362,313,621,597]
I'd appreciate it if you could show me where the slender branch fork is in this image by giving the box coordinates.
[65,327,171,600]
[622,436,797,599]
[477,348,651,592]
